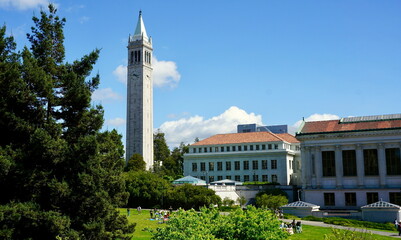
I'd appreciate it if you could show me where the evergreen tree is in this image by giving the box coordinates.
[153,130,170,164]
[126,153,146,172]
[0,5,134,239]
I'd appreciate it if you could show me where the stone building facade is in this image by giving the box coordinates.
[296,114,401,209]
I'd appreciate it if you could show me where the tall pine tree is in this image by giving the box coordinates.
[0,5,134,239]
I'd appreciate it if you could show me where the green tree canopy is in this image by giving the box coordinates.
[0,5,134,239]
[255,194,288,210]
[124,170,171,208]
[126,153,146,172]
[165,184,221,210]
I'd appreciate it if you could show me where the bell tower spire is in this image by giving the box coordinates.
[126,11,154,170]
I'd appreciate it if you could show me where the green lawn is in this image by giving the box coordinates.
[119,208,396,240]
[119,208,167,240]
[288,225,396,240]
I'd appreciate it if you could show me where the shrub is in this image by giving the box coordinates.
[151,206,289,240]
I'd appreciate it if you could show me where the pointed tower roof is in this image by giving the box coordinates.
[133,11,148,41]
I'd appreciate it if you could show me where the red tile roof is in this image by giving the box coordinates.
[192,132,299,146]
[299,119,401,134]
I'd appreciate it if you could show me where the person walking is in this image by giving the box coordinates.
[398,221,401,236]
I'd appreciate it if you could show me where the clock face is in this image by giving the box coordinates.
[132,69,140,78]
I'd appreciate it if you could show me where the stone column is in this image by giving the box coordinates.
[356,144,364,187]
[378,143,387,187]
[301,146,307,189]
[315,146,322,188]
[335,145,343,188]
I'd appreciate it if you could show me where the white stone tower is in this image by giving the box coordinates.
[126,11,154,170]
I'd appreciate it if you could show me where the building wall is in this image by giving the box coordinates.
[298,129,401,209]
[184,142,300,185]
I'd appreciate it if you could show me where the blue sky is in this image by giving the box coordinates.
[1,0,401,148]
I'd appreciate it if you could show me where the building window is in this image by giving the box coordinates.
[253,174,259,182]
[364,149,378,176]
[199,148,202,153]
[217,162,223,171]
[200,176,205,180]
[386,148,401,175]
[271,160,277,169]
[209,147,212,152]
[390,192,401,206]
[235,175,241,182]
[256,145,260,150]
[262,175,268,182]
[130,51,134,64]
[262,160,268,169]
[215,147,219,152]
[262,145,266,150]
[250,145,254,151]
[226,175,231,180]
[345,192,356,206]
[238,146,242,151]
[226,146,230,152]
[366,192,378,204]
[217,176,223,181]
[244,146,248,151]
[271,174,278,183]
[243,161,249,170]
[244,175,250,182]
[209,162,214,171]
[226,161,231,171]
[204,147,208,153]
[193,148,197,153]
[343,150,357,176]
[192,163,197,172]
[232,146,236,151]
[324,193,335,206]
[268,144,272,150]
[200,162,206,171]
[209,176,214,183]
[322,151,336,177]
[274,144,278,149]
[221,147,224,152]
[234,161,240,170]
[252,160,258,170]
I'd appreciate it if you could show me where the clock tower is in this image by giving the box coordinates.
[126,11,154,170]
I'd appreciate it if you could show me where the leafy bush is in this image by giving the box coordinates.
[302,215,323,221]
[301,216,396,231]
[283,213,300,220]
[219,205,240,212]
[151,206,289,240]
[243,181,279,185]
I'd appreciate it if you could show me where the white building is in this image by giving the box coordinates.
[126,11,154,169]
[183,131,301,185]
[296,114,401,209]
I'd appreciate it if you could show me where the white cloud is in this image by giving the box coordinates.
[153,57,181,88]
[113,56,181,88]
[159,106,263,148]
[79,16,90,24]
[0,0,49,10]
[113,64,127,84]
[106,117,125,127]
[92,88,122,101]
[290,113,340,133]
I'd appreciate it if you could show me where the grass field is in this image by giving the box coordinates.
[119,208,397,240]
[119,208,166,240]
[288,225,396,240]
